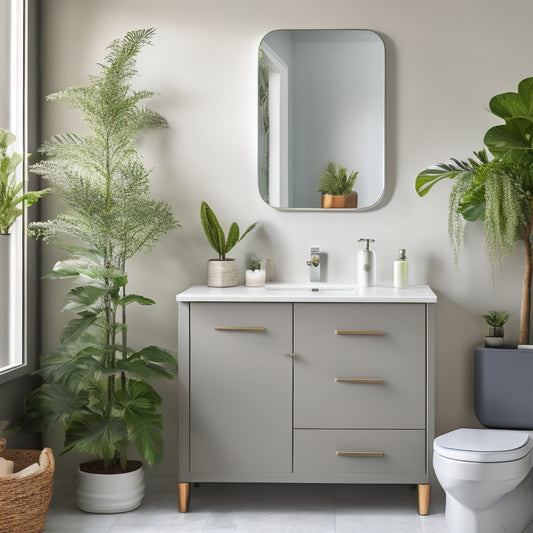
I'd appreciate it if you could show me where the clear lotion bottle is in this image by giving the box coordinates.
[393,249,408,289]
[357,238,376,287]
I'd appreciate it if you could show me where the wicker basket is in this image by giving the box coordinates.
[0,448,55,533]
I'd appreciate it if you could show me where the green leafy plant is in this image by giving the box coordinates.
[317,161,358,195]
[0,129,49,235]
[200,201,256,260]
[15,28,180,471]
[481,310,511,328]
[415,77,533,345]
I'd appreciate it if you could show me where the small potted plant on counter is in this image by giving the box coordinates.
[481,310,511,347]
[317,161,358,208]
[200,201,256,287]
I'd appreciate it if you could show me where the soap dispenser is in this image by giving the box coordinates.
[357,238,376,287]
[393,248,408,289]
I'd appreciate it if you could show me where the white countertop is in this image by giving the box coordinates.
[176,283,437,303]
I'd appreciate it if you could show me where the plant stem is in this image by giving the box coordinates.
[519,200,533,345]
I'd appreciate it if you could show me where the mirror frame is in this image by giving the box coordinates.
[258,29,386,211]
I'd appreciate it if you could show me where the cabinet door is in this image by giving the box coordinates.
[189,302,293,474]
[294,303,426,429]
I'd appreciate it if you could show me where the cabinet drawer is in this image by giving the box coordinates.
[294,429,426,476]
[294,303,426,428]
[189,302,293,474]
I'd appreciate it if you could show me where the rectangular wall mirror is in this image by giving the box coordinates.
[258,29,385,210]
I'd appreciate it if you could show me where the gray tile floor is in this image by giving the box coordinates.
[43,481,449,532]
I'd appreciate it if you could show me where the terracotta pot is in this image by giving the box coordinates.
[207,259,238,287]
[345,192,358,208]
[321,194,346,208]
[77,462,145,513]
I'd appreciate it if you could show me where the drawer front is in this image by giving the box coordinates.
[294,303,426,428]
[189,302,293,474]
[294,429,426,476]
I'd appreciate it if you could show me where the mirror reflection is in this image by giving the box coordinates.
[258,30,385,210]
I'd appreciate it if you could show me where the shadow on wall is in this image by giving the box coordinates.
[432,292,483,435]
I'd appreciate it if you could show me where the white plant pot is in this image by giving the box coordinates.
[77,463,145,514]
[207,259,238,287]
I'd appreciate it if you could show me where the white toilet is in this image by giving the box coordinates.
[434,428,533,532]
[434,345,533,533]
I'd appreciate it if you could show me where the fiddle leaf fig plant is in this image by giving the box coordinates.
[200,201,256,260]
[0,129,49,235]
[15,28,179,471]
[416,76,533,345]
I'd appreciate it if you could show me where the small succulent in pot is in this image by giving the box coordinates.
[481,310,511,346]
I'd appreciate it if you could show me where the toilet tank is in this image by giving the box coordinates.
[475,347,533,429]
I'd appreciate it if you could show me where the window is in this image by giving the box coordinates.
[0,0,36,383]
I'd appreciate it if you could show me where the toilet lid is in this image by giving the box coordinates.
[434,428,533,462]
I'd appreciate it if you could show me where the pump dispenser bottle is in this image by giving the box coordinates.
[393,249,408,288]
[357,238,376,287]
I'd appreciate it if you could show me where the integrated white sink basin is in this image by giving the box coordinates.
[265,282,356,294]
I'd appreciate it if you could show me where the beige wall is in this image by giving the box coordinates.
[40,0,533,478]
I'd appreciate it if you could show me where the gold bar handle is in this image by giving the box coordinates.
[335,378,385,384]
[214,327,266,332]
[336,451,384,457]
[335,330,385,335]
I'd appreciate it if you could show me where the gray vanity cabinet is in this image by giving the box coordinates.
[176,285,435,514]
[188,302,293,475]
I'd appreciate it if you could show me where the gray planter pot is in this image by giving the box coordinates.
[474,346,533,429]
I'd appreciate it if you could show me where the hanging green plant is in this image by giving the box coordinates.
[415,76,533,345]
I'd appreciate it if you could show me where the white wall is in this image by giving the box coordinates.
[40,0,533,479]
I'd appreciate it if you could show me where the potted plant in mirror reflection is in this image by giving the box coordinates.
[416,76,533,346]
[12,28,179,514]
[481,310,511,347]
[200,201,256,287]
[318,161,358,208]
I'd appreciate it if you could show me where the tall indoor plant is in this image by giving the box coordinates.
[416,77,533,345]
[16,28,179,513]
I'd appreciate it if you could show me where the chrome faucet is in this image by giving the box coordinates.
[306,246,321,282]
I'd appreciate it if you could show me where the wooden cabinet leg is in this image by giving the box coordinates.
[178,482,191,513]
[417,483,430,515]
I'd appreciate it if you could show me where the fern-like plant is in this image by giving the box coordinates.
[15,28,180,472]
[200,201,256,260]
[317,161,358,195]
[415,77,533,345]
[0,129,49,235]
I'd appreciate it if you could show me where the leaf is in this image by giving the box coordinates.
[237,222,256,243]
[224,222,240,254]
[14,384,90,433]
[200,201,223,256]
[60,312,99,344]
[118,294,155,307]
[64,415,127,461]
[61,285,107,313]
[489,77,533,120]
[130,345,177,369]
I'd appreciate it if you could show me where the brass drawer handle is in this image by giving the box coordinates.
[335,378,385,384]
[336,451,384,457]
[335,330,385,335]
[213,327,266,332]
